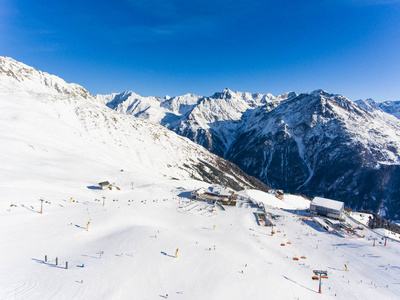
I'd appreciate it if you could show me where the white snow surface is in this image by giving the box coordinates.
[349,212,373,227]
[0,57,91,99]
[1,56,400,299]
[2,181,400,299]
[242,190,311,210]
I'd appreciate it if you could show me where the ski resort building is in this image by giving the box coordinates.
[98,181,110,190]
[310,197,344,220]
[191,186,238,206]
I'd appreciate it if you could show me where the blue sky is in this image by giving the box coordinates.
[1,0,400,100]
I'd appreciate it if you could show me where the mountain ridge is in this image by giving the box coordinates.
[0,56,269,194]
[96,87,400,219]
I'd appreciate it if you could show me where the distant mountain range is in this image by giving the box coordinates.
[356,98,400,119]
[96,89,400,220]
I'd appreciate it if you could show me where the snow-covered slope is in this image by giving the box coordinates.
[2,57,400,300]
[2,179,400,299]
[356,98,400,120]
[95,91,167,124]
[0,57,91,99]
[0,56,269,202]
[379,100,400,119]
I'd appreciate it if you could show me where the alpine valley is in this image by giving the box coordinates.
[97,87,400,220]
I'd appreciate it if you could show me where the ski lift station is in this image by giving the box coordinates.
[310,197,345,220]
[191,186,238,206]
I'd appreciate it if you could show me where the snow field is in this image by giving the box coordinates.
[2,181,400,299]
[1,57,400,299]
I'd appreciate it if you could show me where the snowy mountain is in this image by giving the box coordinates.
[2,57,400,300]
[356,98,400,120]
[0,57,91,99]
[226,91,400,219]
[0,56,269,197]
[99,89,400,219]
[378,100,400,119]
[96,89,296,157]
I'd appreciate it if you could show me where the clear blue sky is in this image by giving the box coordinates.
[1,0,400,100]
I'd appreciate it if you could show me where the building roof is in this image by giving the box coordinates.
[311,197,344,211]
[211,186,233,197]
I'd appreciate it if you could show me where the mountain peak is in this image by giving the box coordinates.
[310,89,331,97]
[211,88,234,99]
[0,56,92,99]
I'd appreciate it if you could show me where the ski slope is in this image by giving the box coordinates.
[1,178,400,299]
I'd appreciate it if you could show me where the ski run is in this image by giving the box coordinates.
[1,179,400,299]
[1,56,400,299]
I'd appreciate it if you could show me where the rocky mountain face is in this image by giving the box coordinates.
[227,91,400,219]
[0,56,269,193]
[98,89,400,219]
